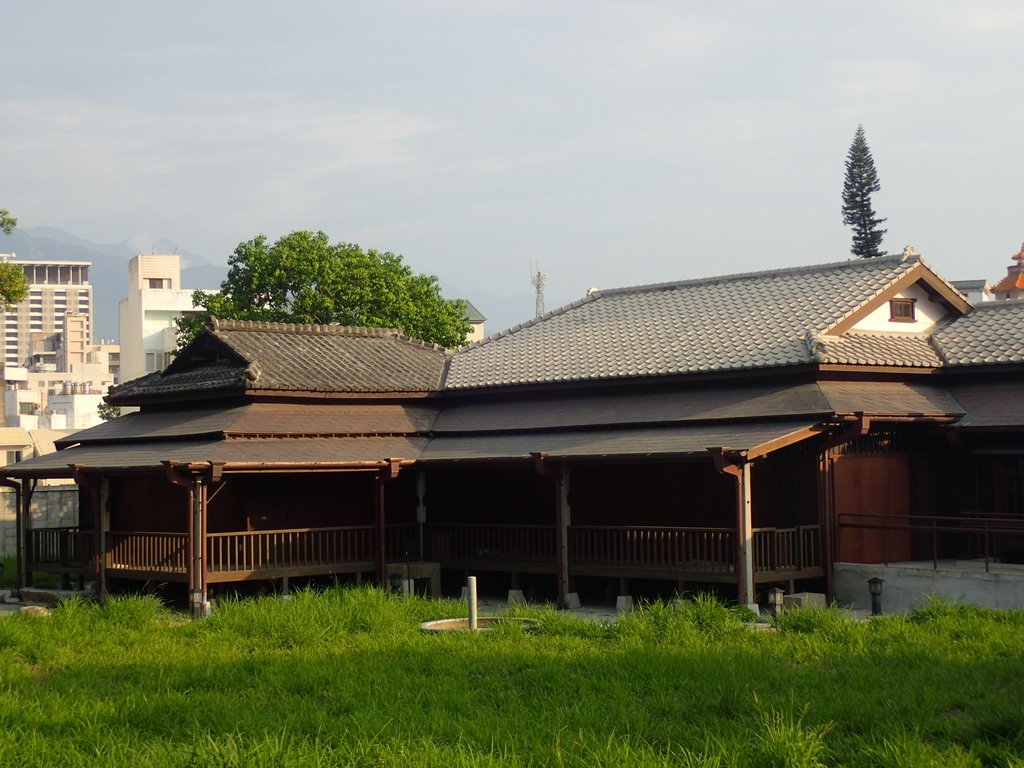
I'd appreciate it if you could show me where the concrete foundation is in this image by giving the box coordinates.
[834,561,1024,613]
[616,595,634,612]
[783,592,827,609]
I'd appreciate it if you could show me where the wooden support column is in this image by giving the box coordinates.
[737,462,754,607]
[95,479,109,603]
[819,451,835,602]
[72,467,108,603]
[21,479,36,588]
[560,465,571,600]
[375,459,403,586]
[164,461,206,615]
[532,453,567,608]
[416,470,427,561]
[710,448,754,609]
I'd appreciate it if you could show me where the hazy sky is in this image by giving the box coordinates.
[4,2,1023,328]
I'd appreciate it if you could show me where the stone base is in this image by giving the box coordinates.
[563,592,581,610]
[782,592,827,609]
[507,589,526,604]
[616,595,634,612]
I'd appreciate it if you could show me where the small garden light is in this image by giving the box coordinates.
[867,576,884,616]
[766,587,784,616]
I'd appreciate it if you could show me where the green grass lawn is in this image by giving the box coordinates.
[0,587,1022,767]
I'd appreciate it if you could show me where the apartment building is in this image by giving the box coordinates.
[1,257,92,371]
[118,253,208,384]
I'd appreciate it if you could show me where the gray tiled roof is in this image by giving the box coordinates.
[947,382,1024,428]
[3,436,428,478]
[422,421,819,461]
[446,255,922,390]
[434,383,832,433]
[932,299,1024,366]
[57,403,439,448]
[811,331,944,368]
[108,321,448,404]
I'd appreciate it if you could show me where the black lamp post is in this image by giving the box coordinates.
[867,576,884,616]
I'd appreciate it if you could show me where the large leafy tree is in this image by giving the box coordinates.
[842,125,887,259]
[0,209,29,309]
[176,231,469,348]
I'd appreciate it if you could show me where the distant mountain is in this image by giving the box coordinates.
[0,227,226,342]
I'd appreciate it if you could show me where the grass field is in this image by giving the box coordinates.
[0,586,1022,767]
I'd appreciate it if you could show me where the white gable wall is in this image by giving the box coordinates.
[850,282,949,334]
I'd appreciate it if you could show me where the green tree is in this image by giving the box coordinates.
[842,125,887,259]
[97,402,121,421]
[0,209,29,309]
[176,231,469,348]
[0,209,16,235]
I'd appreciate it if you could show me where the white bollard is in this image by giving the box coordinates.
[467,576,478,631]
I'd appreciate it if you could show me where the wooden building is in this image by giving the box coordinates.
[4,252,1024,612]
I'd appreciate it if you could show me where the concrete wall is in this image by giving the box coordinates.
[834,561,1024,613]
[0,485,79,557]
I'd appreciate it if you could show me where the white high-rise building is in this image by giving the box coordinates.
[0,254,117,431]
[1,256,93,371]
[118,254,208,384]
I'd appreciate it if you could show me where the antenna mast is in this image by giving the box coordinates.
[530,267,546,318]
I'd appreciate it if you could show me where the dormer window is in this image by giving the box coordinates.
[889,298,916,323]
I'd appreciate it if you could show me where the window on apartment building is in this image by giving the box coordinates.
[145,350,174,372]
[5,451,22,465]
[18,402,35,415]
[147,278,171,289]
[889,299,916,322]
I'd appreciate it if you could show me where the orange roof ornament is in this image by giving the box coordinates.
[991,240,1024,296]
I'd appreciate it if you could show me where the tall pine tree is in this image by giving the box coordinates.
[842,125,887,258]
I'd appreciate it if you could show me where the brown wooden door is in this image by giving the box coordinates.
[833,455,912,563]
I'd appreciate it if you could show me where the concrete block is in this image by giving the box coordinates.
[563,592,582,610]
[507,589,526,604]
[782,592,827,608]
[616,595,634,612]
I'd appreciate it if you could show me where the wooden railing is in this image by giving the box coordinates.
[106,531,187,575]
[24,522,825,583]
[207,526,375,575]
[837,512,1024,571]
[28,527,92,572]
[424,523,556,564]
[752,525,821,572]
[570,525,736,573]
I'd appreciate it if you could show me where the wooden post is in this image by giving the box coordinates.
[737,462,754,608]
[710,449,754,609]
[819,451,835,602]
[21,479,35,588]
[191,480,204,615]
[375,473,387,585]
[560,465,571,599]
[96,479,109,604]
[416,470,426,561]
[531,453,566,608]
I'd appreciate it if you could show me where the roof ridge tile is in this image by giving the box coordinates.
[211,318,447,351]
